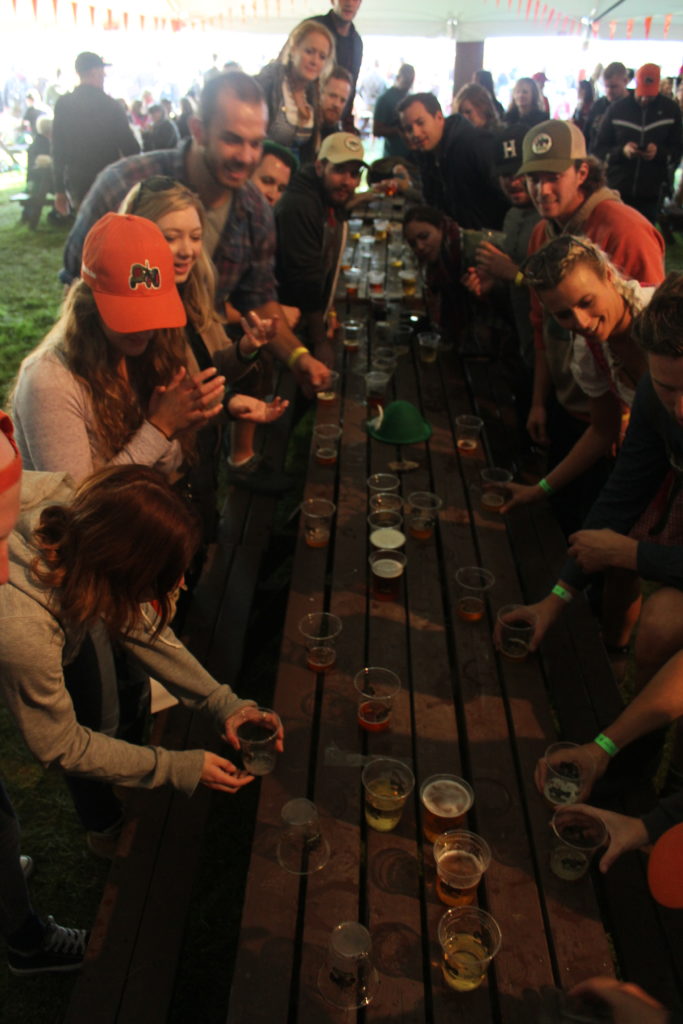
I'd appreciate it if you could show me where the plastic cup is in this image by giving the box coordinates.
[455,567,494,623]
[406,491,442,541]
[433,830,491,906]
[368,269,385,294]
[236,707,282,776]
[298,612,342,672]
[354,667,401,732]
[312,424,342,466]
[362,757,415,832]
[367,510,405,551]
[497,604,536,661]
[302,497,335,549]
[365,371,390,416]
[369,491,403,514]
[375,321,392,345]
[373,218,389,241]
[277,798,330,875]
[342,318,365,350]
[369,549,407,602]
[420,774,474,842]
[340,247,354,271]
[550,809,608,881]
[371,354,397,376]
[456,415,484,455]
[437,907,502,992]
[399,269,417,297]
[348,217,363,239]
[543,741,585,806]
[480,467,513,510]
[317,922,379,1009]
[393,323,413,355]
[367,472,400,495]
[417,331,440,364]
[344,267,362,299]
[316,370,340,403]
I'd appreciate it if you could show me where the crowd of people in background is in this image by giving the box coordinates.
[2,12,683,1017]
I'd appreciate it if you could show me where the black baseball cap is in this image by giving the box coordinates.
[75,52,110,74]
[493,125,527,176]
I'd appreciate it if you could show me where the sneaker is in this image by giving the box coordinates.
[8,916,89,975]
[19,854,34,879]
[226,454,293,494]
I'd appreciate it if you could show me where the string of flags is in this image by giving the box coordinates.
[6,0,294,30]
[489,0,676,40]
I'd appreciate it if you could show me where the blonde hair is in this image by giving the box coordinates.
[119,179,221,335]
[11,282,185,463]
[278,19,336,80]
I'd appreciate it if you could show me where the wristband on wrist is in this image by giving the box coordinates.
[287,345,310,370]
[514,270,525,287]
[538,477,554,496]
[236,337,261,365]
[551,584,573,603]
[593,732,619,757]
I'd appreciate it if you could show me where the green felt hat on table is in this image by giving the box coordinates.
[367,401,432,445]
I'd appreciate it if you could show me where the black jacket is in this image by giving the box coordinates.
[594,92,683,199]
[415,115,509,229]
[275,164,344,312]
[311,10,362,132]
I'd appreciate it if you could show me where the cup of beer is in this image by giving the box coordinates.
[480,467,513,510]
[362,757,415,832]
[312,424,343,466]
[455,414,484,455]
[550,808,608,881]
[348,217,363,240]
[455,567,495,622]
[368,269,385,294]
[393,323,413,355]
[542,741,585,806]
[368,548,407,602]
[316,370,340,403]
[433,830,491,907]
[236,707,282,776]
[298,612,343,671]
[375,321,392,346]
[342,318,365,350]
[354,667,401,732]
[417,331,440,364]
[406,491,442,541]
[367,472,400,495]
[364,371,391,416]
[277,798,330,875]
[399,269,417,297]
[497,604,536,660]
[302,497,336,549]
[371,354,397,376]
[420,774,474,843]
[344,267,362,299]
[340,247,354,271]
[368,511,405,552]
[373,218,389,241]
[317,921,379,1009]
[437,906,502,992]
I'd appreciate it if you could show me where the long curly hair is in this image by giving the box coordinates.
[119,179,221,335]
[13,282,186,464]
[31,465,201,639]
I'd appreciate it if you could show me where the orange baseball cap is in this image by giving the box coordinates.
[647,822,683,908]
[0,410,22,494]
[81,213,187,333]
[635,63,661,98]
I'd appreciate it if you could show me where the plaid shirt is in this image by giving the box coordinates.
[62,140,278,311]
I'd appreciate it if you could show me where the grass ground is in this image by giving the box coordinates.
[1,169,683,1022]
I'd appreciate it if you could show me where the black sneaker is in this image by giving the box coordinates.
[8,916,89,976]
[226,454,293,494]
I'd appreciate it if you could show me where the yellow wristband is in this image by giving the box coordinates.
[514,271,525,287]
[287,345,310,370]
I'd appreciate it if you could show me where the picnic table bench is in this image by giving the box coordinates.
[226,282,683,1020]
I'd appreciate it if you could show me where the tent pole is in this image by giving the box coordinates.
[453,40,485,98]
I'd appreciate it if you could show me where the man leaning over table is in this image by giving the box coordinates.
[61,70,329,493]
[275,131,366,362]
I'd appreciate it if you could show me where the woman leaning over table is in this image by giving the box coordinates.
[256,19,335,162]
[403,205,469,345]
[0,464,282,854]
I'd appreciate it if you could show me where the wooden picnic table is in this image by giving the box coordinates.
[225,246,622,1021]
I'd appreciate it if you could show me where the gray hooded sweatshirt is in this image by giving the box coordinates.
[0,471,254,796]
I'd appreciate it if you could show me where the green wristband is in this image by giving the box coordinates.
[593,732,619,757]
[538,477,554,496]
[551,584,573,603]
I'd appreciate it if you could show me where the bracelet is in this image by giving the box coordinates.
[593,732,619,758]
[235,337,261,365]
[551,584,573,603]
[538,477,554,496]
[287,345,310,370]
[514,270,525,287]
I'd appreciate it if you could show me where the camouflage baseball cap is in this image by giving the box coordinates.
[518,120,587,175]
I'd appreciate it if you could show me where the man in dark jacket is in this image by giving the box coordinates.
[275,131,365,352]
[312,0,363,131]
[52,52,139,215]
[585,61,632,153]
[398,92,508,229]
[595,62,683,224]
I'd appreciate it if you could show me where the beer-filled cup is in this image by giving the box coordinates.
[420,774,474,843]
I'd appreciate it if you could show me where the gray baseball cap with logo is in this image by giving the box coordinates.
[518,120,587,175]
